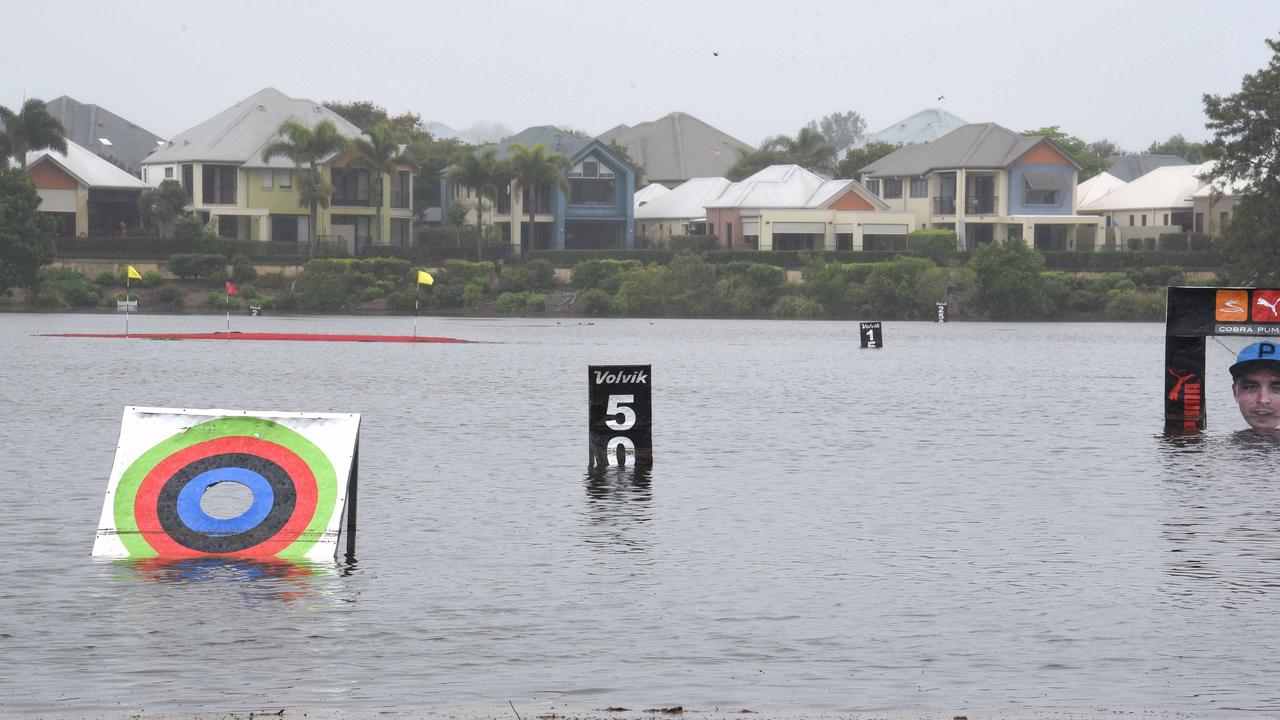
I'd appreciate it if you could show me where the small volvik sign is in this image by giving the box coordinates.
[859,322,883,348]
[935,302,948,323]
[588,365,652,468]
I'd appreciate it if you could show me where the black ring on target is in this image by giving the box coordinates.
[156,453,298,553]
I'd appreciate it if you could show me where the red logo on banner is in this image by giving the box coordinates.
[1252,290,1280,321]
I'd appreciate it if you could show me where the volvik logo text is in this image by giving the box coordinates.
[593,369,649,385]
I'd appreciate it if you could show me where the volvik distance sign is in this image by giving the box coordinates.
[93,407,360,561]
[859,322,883,348]
[588,365,652,468]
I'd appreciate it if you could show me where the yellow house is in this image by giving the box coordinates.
[141,87,414,252]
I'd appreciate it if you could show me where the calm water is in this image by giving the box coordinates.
[1,311,1278,718]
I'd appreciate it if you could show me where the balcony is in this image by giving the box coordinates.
[934,196,956,214]
[390,190,410,209]
[332,188,371,207]
[966,195,998,214]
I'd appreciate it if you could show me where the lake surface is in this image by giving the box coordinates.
[1,311,1278,718]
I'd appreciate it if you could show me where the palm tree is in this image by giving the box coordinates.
[447,147,501,259]
[346,122,406,247]
[260,119,346,245]
[0,99,68,170]
[761,127,837,175]
[508,142,570,252]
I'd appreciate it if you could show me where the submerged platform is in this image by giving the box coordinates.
[42,332,472,343]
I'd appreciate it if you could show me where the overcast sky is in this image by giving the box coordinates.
[3,0,1276,151]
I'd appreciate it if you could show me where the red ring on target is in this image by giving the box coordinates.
[133,436,319,557]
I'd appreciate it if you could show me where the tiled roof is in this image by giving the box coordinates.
[706,165,885,210]
[43,96,164,173]
[26,138,149,189]
[597,112,752,184]
[1106,153,1190,182]
[861,123,1073,177]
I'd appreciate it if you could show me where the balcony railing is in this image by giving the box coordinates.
[390,190,410,209]
[967,195,998,214]
[934,196,956,214]
[332,189,371,207]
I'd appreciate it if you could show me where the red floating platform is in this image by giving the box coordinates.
[41,332,472,343]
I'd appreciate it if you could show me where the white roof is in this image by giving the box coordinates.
[143,87,365,169]
[1191,163,1248,198]
[1079,162,1212,212]
[636,177,730,220]
[634,182,670,209]
[705,165,887,210]
[1075,171,1126,207]
[26,139,149,189]
[848,107,969,151]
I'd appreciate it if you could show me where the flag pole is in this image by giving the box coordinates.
[224,280,230,337]
[414,284,420,340]
[125,271,131,337]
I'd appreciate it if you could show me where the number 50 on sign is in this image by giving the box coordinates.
[588,365,653,468]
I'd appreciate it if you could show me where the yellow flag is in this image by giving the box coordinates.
[127,265,142,280]
[417,270,434,286]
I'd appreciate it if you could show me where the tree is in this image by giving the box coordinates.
[1088,139,1122,159]
[1147,134,1206,163]
[805,110,867,150]
[1021,126,1109,181]
[727,127,838,180]
[727,145,792,181]
[323,100,421,136]
[346,122,407,245]
[0,168,57,295]
[137,179,189,239]
[1204,36,1280,284]
[260,119,347,244]
[607,139,645,188]
[447,147,502,260]
[507,142,570,251]
[967,241,1055,320]
[0,98,67,170]
[837,141,900,178]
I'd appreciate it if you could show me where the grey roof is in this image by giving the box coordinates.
[1105,153,1191,182]
[142,87,365,169]
[852,107,968,150]
[424,121,467,142]
[595,112,753,185]
[860,123,1079,177]
[42,96,164,173]
[26,138,149,190]
[490,125,590,160]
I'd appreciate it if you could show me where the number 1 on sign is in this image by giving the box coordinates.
[865,329,876,347]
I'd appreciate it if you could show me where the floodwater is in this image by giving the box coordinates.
[1,311,1277,718]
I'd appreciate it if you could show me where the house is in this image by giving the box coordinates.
[858,123,1104,251]
[1189,170,1245,238]
[704,165,915,251]
[141,87,415,252]
[442,125,636,252]
[635,177,730,243]
[1078,162,1212,250]
[598,112,752,188]
[24,139,149,237]
[1076,171,1126,207]
[846,107,968,152]
[44,96,164,174]
[634,182,669,210]
[1105,153,1190,182]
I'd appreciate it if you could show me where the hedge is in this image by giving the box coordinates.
[1038,250,1223,271]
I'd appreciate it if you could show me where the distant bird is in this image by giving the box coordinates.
[712,51,719,56]
[937,95,946,101]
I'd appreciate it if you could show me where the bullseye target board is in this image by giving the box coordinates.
[93,407,360,561]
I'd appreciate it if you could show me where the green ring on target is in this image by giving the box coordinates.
[113,416,338,559]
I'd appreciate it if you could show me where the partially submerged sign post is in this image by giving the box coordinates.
[860,321,883,348]
[935,302,948,323]
[588,365,652,469]
[1165,287,1280,431]
[94,407,360,561]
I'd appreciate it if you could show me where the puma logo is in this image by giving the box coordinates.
[1256,296,1280,317]
[1168,369,1196,401]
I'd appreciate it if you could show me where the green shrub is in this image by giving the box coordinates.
[168,253,227,280]
[35,269,101,307]
[207,292,239,310]
[153,284,185,308]
[236,283,257,299]
[1104,290,1165,321]
[1158,233,1188,252]
[462,281,487,309]
[94,270,117,286]
[773,295,824,319]
[579,288,612,316]
[230,254,258,283]
[499,258,556,293]
[496,291,547,315]
[385,288,418,312]
[1127,265,1184,289]
[668,234,718,252]
[140,271,164,288]
[571,258,643,293]
[908,229,958,262]
[291,271,353,312]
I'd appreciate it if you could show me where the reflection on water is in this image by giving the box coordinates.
[110,555,340,602]
[582,467,652,554]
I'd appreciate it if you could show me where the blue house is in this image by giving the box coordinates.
[442,126,636,252]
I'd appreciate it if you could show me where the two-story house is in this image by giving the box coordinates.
[141,87,414,252]
[442,126,635,252]
[859,123,1104,251]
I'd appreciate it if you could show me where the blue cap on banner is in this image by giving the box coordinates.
[1230,341,1280,377]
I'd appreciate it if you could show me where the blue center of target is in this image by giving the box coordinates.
[176,467,275,536]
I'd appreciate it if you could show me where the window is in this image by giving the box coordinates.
[1129,215,1135,226]
[1163,213,1169,225]
[201,165,237,204]
[1220,211,1229,227]
[1023,172,1061,205]
[1141,215,1147,226]
[865,178,880,196]
[727,222,734,249]
[331,169,370,205]
[910,177,929,198]
[261,171,273,189]
[883,178,903,199]
[568,155,615,205]
[164,167,173,179]
[278,170,292,189]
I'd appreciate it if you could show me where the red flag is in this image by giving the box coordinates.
[225,280,238,296]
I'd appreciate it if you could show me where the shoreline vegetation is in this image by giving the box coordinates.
[2,231,1221,323]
